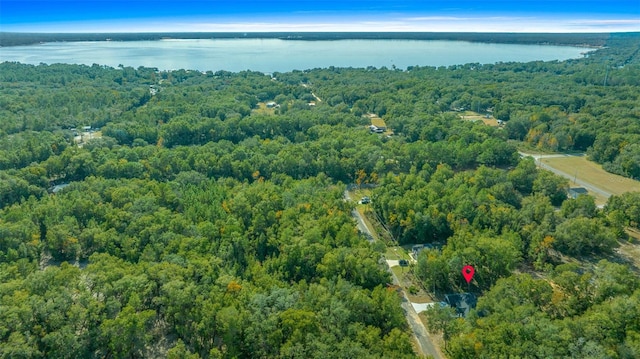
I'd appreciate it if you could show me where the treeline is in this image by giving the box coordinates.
[0,31,613,47]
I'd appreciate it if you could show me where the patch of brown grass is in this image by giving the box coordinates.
[617,229,640,274]
[459,111,499,127]
[371,117,386,127]
[252,102,276,115]
[542,156,640,196]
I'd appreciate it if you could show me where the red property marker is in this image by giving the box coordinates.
[462,265,475,284]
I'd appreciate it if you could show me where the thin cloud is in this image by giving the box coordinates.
[570,19,640,25]
[3,12,638,33]
[404,16,473,21]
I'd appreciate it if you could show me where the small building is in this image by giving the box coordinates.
[412,245,424,257]
[568,187,589,199]
[82,126,91,132]
[50,183,70,194]
[444,293,477,317]
[412,244,436,258]
[266,101,279,109]
[370,116,387,131]
[369,125,384,133]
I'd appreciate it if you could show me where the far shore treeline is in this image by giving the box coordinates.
[0,31,622,47]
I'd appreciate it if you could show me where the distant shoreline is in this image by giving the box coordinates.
[0,31,627,48]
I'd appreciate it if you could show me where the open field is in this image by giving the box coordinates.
[459,110,500,127]
[252,102,277,115]
[540,156,640,200]
[74,130,103,148]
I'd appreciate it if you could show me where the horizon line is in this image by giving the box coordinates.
[3,30,638,34]
[3,16,639,34]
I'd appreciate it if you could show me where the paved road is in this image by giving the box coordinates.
[344,189,443,359]
[344,190,373,242]
[519,152,613,200]
[388,263,444,359]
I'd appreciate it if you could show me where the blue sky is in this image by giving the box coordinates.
[1,0,639,32]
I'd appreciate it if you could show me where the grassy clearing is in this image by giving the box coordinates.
[459,110,499,127]
[252,102,276,115]
[75,131,103,148]
[350,188,373,202]
[385,246,412,261]
[541,156,640,196]
[371,117,387,128]
[391,265,409,279]
[617,229,640,274]
[385,247,401,260]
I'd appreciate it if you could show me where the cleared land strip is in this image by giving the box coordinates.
[344,188,443,359]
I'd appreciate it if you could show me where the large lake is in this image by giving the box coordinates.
[0,39,588,72]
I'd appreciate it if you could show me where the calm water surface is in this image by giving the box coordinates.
[0,39,587,72]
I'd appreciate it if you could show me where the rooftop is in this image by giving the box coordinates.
[444,292,477,317]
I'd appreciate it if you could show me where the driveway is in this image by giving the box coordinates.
[388,263,444,359]
[345,188,443,358]
[344,190,375,243]
[386,259,400,267]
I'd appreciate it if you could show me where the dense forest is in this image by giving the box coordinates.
[1,33,640,358]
